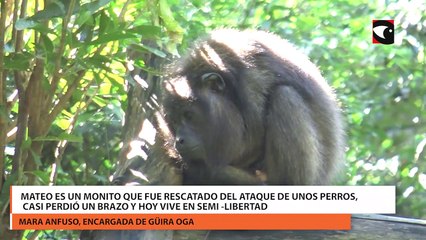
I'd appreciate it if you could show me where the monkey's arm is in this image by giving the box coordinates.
[265,86,320,185]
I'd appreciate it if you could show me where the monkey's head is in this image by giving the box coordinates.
[162,30,270,169]
[162,66,247,169]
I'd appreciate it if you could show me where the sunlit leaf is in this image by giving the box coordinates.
[130,44,167,58]
[33,133,82,143]
[127,25,162,38]
[88,32,138,45]
[381,139,393,149]
[158,0,184,41]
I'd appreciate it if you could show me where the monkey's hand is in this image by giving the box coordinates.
[211,166,265,185]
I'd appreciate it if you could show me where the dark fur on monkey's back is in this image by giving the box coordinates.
[162,29,345,185]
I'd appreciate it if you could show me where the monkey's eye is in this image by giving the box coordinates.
[201,72,225,91]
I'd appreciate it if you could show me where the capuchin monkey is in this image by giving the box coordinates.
[152,29,345,185]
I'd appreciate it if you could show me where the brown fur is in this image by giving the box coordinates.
[159,29,345,185]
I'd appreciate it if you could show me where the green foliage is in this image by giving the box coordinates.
[0,0,161,214]
[166,2,426,219]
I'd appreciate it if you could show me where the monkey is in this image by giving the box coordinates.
[88,28,344,240]
[160,29,345,185]
[157,29,345,185]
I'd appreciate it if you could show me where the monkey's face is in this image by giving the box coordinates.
[163,70,246,169]
[163,91,206,163]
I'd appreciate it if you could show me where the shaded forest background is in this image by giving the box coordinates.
[0,0,425,239]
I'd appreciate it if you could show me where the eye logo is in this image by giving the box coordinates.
[372,20,394,44]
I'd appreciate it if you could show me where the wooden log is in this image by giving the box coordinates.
[83,214,426,240]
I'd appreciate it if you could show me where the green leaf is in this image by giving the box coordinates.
[92,96,108,107]
[30,149,42,168]
[381,139,393,149]
[15,19,38,30]
[84,55,111,70]
[127,25,162,38]
[75,10,94,26]
[33,133,82,143]
[15,18,55,31]
[16,0,111,29]
[22,138,32,151]
[103,159,113,169]
[40,34,54,52]
[31,170,51,185]
[4,52,33,71]
[99,11,113,36]
[0,173,18,201]
[80,0,113,14]
[130,44,167,58]
[158,0,184,42]
[29,0,78,21]
[88,32,138,46]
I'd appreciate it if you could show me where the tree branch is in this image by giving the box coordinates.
[48,0,77,105]
[0,0,12,192]
[47,70,84,125]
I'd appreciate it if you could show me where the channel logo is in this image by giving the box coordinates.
[372,20,394,44]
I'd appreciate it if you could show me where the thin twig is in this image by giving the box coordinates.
[48,0,77,104]
[50,77,98,185]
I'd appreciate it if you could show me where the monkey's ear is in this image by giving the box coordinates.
[201,72,225,91]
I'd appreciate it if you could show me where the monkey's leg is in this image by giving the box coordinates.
[264,86,321,185]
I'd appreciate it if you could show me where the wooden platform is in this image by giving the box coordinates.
[83,214,426,240]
